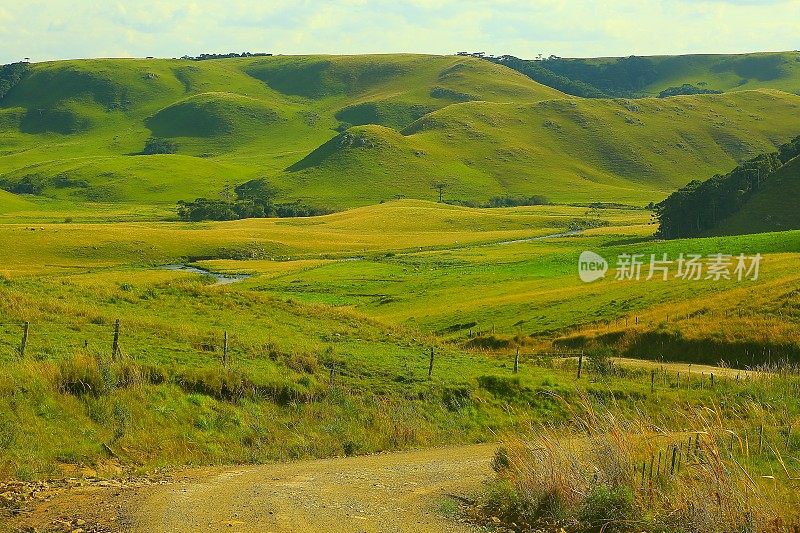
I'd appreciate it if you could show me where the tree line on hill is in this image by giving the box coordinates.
[180,52,273,61]
[485,55,607,98]
[445,195,550,208]
[476,53,661,98]
[177,179,330,221]
[0,62,31,100]
[656,84,722,98]
[654,135,800,238]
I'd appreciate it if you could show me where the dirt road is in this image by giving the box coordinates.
[613,357,765,379]
[7,444,497,533]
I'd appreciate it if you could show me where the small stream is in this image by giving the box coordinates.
[491,229,582,246]
[160,264,252,285]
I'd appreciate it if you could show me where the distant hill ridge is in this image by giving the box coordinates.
[485,51,800,98]
[0,53,799,211]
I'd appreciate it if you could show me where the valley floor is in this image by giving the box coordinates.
[1,199,799,530]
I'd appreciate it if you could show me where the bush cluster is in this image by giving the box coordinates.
[177,178,331,221]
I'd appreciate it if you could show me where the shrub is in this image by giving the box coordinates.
[441,385,472,411]
[112,401,130,442]
[586,346,616,376]
[0,175,47,195]
[578,485,637,532]
[477,375,523,398]
[0,411,16,449]
[0,61,30,100]
[491,446,511,473]
[174,367,321,405]
[142,137,177,155]
[485,195,550,208]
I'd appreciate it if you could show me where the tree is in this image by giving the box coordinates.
[142,137,177,155]
[0,61,31,100]
[234,178,277,216]
[235,178,277,202]
[176,178,330,221]
[431,182,448,203]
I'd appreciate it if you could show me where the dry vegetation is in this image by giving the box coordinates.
[477,387,800,532]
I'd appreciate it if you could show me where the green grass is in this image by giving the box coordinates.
[0,198,797,496]
[0,189,33,214]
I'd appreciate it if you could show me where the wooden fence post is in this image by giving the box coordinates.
[650,369,655,394]
[223,330,229,367]
[19,321,29,359]
[428,347,434,380]
[670,445,677,475]
[112,319,120,361]
[641,461,646,488]
[577,351,583,379]
[513,348,519,374]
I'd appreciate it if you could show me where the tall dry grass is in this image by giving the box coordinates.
[478,393,799,532]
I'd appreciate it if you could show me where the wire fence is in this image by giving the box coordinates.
[0,319,245,366]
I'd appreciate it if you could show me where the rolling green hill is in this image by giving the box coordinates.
[286,90,800,205]
[0,53,799,213]
[0,55,564,210]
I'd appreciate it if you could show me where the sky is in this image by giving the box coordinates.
[1,0,799,64]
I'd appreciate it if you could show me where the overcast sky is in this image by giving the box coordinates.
[1,0,798,64]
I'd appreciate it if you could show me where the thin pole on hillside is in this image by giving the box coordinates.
[112,319,120,361]
[223,331,229,368]
[19,321,29,359]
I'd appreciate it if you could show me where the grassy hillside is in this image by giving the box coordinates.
[1,54,799,213]
[0,189,32,213]
[0,55,565,211]
[641,52,800,95]
[714,156,800,235]
[286,90,800,205]
[509,51,800,98]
